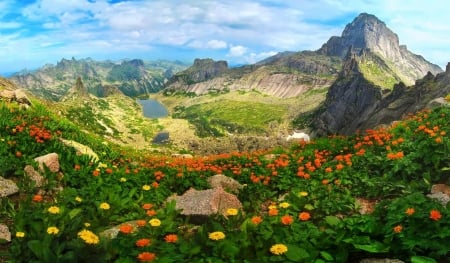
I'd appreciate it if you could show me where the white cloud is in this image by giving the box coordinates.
[228,45,248,57]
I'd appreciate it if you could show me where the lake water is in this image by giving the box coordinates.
[137,99,169,118]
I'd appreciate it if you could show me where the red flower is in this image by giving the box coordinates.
[393,225,403,233]
[142,203,153,210]
[135,238,151,247]
[281,215,294,225]
[32,194,43,202]
[251,216,263,225]
[119,224,133,234]
[164,234,178,243]
[137,252,156,262]
[298,212,311,221]
[430,209,442,221]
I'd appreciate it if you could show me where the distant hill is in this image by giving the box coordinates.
[163,13,441,99]
[9,58,189,101]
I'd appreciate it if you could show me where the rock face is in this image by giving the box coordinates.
[318,13,442,85]
[313,57,450,136]
[167,58,228,85]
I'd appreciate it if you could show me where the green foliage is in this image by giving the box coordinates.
[1,100,449,262]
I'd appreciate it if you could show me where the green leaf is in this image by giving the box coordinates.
[353,242,388,253]
[320,251,334,261]
[69,208,82,220]
[285,244,309,261]
[411,256,438,263]
[324,216,340,226]
[27,240,43,258]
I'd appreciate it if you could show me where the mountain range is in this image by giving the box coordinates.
[4,13,449,153]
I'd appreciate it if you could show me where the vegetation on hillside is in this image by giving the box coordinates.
[0,100,449,262]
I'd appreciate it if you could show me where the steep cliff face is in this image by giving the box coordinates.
[9,58,188,100]
[318,13,442,86]
[313,56,450,136]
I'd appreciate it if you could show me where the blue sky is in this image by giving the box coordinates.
[1,0,449,75]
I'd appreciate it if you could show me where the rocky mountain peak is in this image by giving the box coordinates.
[319,13,442,85]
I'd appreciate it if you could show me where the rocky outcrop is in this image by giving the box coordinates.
[0,77,32,106]
[318,13,442,85]
[167,58,228,85]
[0,177,19,197]
[313,56,450,135]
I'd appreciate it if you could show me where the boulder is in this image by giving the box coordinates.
[427,97,449,109]
[207,174,243,194]
[427,184,450,206]
[168,187,242,217]
[24,165,46,187]
[34,153,60,173]
[0,176,19,197]
[0,224,11,242]
[355,198,377,215]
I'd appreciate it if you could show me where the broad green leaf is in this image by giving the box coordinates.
[286,244,309,261]
[324,215,340,226]
[69,208,82,220]
[353,242,388,253]
[411,256,438,263]
[27,240,43,258]
[320,251,334,261]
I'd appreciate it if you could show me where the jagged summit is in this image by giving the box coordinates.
[318,13,442,85]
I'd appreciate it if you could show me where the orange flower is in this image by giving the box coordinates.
[164,234,178,243]
[32,194,43,202]
[336,163,344,170]
[393,225,403,233]
[322,179,329,185]
[325,167,333,173]
[268,208,279,216]
[137,252,156,262]
[405,208,415,216]
[146,209,157,216]
[280,215,294,225]
[251,216,263,225]
[92,169,100,177]
[151,182,159,188]
[135,238,151,247]
[429,209,442,221]
[298,212,311,221]
[74,164,81,170]
[435,137,442,143]
[142,203,153,210]
[136,220,146,227]
[15,151,22,158]
[119,224,133,234]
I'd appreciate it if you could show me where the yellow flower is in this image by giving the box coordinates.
[149,218,161,227]
[84,222,91,227]
[16,232,25,238]
[99,202,110,210]
[142,185,151,191]
[75,196,82,202]
[268,204,277,210]
[270,244,288,255]
[47,206,60,214]
[298,191,308,197]
[279,202,290,208]
[226,208,238,216]
[78,229,99,245]
[120,177,127,182]
[208,231,226,241]
[47,227,59,235]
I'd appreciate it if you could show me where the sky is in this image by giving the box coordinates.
[1,0,450,75]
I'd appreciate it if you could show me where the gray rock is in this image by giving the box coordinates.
[24,165,46,187]
[0,224,11,242]
[427,192,450,206]
[168,187,242,217]
[34,153,60,173]
[207,174,243,194]
[152,131,169,144]
[427,97,449,109]
[0,176,19,197]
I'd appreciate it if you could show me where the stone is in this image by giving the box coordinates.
[24,165,46,187]
[100,220,141,239]
[207,174,243,194]
[286,132,310,142]
[171,153,194,159]
[0,224,11,242]
[152,131,170,144]
[60,138,99,162]
[428,184,450,206]
[34,153,60,173]
[359,259,404,263]
[168,187,242,217]
[427,97,449,109]
[0,176,19,197]
[355,198,377,215]
[427,192,450,206]
[14,89,31,105]
[0,90,15,102]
